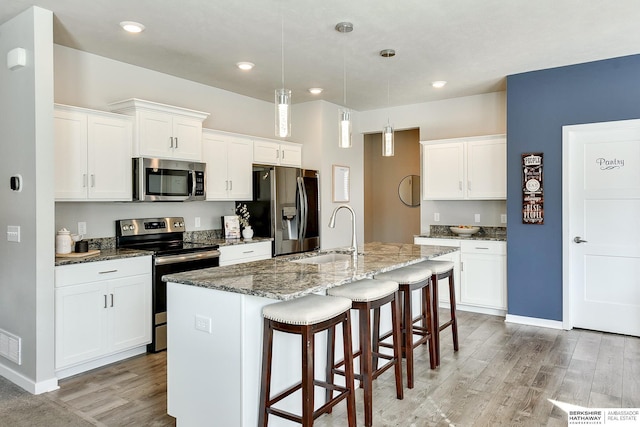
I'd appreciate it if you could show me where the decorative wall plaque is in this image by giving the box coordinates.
[522,153,544,224]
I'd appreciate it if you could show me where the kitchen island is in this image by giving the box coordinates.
[163,242,457,427]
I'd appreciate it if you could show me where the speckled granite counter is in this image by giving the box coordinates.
[54,248,152,267]
[163,241,457,300]
[419,225,507,242]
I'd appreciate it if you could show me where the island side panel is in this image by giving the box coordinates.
[167,283,244,426]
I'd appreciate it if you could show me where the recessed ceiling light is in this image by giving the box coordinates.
[432,80,447,88]
[308,88,323,95]
[120,21,145,33]
[236,62,255,71]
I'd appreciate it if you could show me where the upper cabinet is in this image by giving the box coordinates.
[422,135,506,200]
[253,139,302,167]
[202,129,253,201]
[108,98,209,162]
[54,105,133,201]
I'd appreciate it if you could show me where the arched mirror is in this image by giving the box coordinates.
[398,175,420,207]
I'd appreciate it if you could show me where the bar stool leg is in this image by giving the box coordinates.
[359,305,374,426]
[431,273,440,366]
[402,286,415,389]
[447,273,459,352]
[301,326,314,427]
[258,319,274,427]
[342,312,357,427]
[390,291,404,398]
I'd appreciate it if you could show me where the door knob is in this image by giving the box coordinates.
[573,236,588,244]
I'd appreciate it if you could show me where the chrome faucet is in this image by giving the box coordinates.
[328,204,357,258]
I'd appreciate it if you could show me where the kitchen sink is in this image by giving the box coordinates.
[290,253,353,264]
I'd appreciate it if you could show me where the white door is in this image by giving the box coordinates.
[563,119,640,336]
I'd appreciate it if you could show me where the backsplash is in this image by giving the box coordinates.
[84,229,224,250]
[430,225,506,239]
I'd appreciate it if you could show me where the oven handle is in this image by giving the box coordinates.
[154,250,221,266]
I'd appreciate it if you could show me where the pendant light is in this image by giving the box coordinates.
[275,8,291,138]
[380,49,395,157]
[336,22,353,149]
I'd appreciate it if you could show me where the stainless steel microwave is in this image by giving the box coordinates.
[133,157,206,202]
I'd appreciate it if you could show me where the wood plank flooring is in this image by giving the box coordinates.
[4,310,637,426]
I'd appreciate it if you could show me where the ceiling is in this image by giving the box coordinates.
[3,0,640,111]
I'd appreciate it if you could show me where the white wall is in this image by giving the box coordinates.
[359,92,507,233]
[0,6,57,393]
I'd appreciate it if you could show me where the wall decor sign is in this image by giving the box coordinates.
[522,153,544,224]
[332,165,350,202]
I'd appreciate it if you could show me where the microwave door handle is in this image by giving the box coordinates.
[190,170,196,199]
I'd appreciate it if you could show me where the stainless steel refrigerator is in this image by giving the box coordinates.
[239,165,320,256]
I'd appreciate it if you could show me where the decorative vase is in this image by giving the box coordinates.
[242,226,254,240]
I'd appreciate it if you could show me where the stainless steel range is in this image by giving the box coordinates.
[116,217,220,352]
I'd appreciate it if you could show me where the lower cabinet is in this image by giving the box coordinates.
[218,241,272,266]
[55,256,152,373]
[414,237,507,314]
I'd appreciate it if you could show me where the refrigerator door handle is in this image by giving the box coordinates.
[297,176,308,242]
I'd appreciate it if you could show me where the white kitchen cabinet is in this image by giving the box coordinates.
[421,135,506,200]
[413,237,506,315]
[253,139,302,167]
[54,256,152,373]
[460,240,507,311]
[218,241,272,266]
[202,129,253,201]
[54,105,133,201]
[108,98,209,161]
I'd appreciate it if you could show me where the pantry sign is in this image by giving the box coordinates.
[522,153,543,224]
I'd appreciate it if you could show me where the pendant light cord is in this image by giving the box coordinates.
[280,6,284,88]
[343,40,347,107]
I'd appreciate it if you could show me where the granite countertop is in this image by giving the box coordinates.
[163,242,458,300]
[186,236,273,247]
[55,248,153,267]
[418,225,507,242]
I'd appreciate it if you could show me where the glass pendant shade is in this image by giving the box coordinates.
[382,123,394,156]
[275,88,291,138]
[338,109,352,148]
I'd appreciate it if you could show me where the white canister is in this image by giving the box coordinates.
[56,228,73,254]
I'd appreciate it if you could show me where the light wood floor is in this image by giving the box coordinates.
[34,310,640,426]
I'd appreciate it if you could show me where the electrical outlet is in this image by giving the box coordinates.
[78,222,87,235]
[195,217,201,228]
[194,315,212,333]
[474,214,481,223]
[434,213,440,222]
[501,214,507,223]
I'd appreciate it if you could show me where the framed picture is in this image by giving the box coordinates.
[332,165,350,202]
[222,215,241,238]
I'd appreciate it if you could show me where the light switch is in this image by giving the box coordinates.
[195,315,212,333]
[474,214,481,223]
[195,217,201,228]
[78,222,87,235]
[501,214,507,223]
[433,213,440,222]
[7,226,20,242]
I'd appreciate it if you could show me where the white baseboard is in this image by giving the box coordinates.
[505,314,564,330]
[55,346,147,380]
[0,364,59,395]
[455,303,507,317]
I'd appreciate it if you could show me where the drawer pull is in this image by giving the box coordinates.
[98,269,118,274]
[110,293,114,307]
[475,247,489,250]
[242,250,255,254]
[104,294,107,308]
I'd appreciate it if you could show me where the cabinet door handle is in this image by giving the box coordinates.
[104,294,108,308]
[460,261,464,272]
[229,180,233,191]
[276,149,279,159]
[91,174,95,188]
[110,293,114,307]
[468,180,472,191]
[169,136,174,148]
[458,181,462,191]
[175,137,178,148]
[82,174,87,188]
[98,269,118,274]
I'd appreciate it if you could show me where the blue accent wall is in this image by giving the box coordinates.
[507,54,640,321]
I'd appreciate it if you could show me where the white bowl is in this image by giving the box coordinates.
[450,226,480,236]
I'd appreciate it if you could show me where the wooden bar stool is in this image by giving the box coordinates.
[326,279,403,427]
[373,267,435,389]
[258,294,357,427]
[405,260,458,366]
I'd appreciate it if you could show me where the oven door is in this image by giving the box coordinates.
[151,251,220,352]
